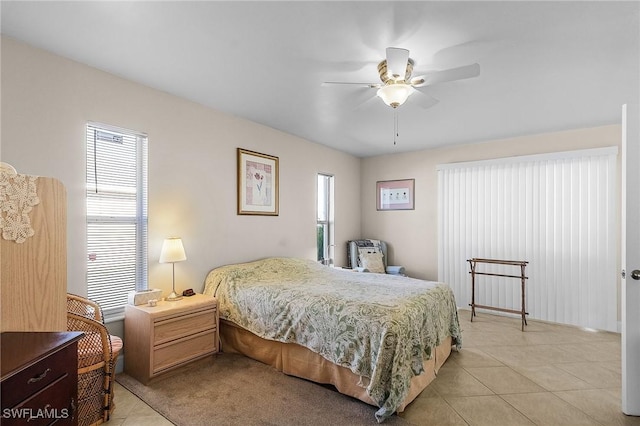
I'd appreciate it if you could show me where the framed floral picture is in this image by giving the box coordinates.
[376,179,415,210]
[237,148,279,215]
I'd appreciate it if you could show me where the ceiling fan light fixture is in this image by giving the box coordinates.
[377,83,414,108]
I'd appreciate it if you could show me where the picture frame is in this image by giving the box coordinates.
[237,148,279,215]
[376,179,415,211]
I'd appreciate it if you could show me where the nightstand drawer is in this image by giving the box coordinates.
[154,306,216,345]
[152,329,217,373]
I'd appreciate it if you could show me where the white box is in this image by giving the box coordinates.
[128,289,163,305]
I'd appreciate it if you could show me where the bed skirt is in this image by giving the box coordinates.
[219,319,452,412]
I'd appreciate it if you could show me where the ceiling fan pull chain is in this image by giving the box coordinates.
[394,110,399,145]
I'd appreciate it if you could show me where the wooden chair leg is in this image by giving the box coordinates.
[105,350,120,420]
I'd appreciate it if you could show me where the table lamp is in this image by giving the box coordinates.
[159,237,187,301]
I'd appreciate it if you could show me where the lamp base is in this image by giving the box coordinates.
[166,291,182,301]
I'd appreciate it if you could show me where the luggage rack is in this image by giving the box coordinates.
[467,258,529,331]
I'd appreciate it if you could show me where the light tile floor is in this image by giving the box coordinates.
[103,382,172,426]
[106,309,640,425]
[401,309,640,426]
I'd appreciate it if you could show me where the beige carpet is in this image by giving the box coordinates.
[116,352,409,426]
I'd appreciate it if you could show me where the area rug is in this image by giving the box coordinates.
[116,352,409,426]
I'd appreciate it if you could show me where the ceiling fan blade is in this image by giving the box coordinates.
[321,81,380,88]
[353,92,381,111]
[418,63,480,86]
[386,47,409,79]
[321,84,379,112]
[409,91,440,109]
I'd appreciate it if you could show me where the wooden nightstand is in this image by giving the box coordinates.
[124,293,218,384]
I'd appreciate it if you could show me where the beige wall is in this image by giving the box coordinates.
[0,36,362,296]
[361,125,621,281]
[0,36,622,319]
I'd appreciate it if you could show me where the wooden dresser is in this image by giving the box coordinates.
[1,332,83,425]
[124,294,218,384]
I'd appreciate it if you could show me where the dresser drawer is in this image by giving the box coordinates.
[4,374,75,426]
[154,307,216,345]
[2,344,73,409]
[152,329,216,374]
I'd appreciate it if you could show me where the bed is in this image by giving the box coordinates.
[203,257,461,422]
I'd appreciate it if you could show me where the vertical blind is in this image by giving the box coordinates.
[437,147,618,332]
[86,123,148,313]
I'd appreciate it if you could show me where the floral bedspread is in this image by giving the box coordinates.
[203,257,462,422]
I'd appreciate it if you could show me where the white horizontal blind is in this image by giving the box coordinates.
[317,173,335,265]
[86,123,148,313]
[438,147,618,331]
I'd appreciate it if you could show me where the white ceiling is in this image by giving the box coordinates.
[1,1,638,157]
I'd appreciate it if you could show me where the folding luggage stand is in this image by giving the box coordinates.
[468,258,529,331]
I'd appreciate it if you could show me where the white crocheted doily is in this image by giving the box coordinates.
[0,168,40,243]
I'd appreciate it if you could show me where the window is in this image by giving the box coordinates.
[437,147,618,331]
[317,174,334,265]
[86,123,148,315]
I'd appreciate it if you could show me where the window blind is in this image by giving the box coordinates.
[317,174,334,265]
[437,147,618,331]
[86,123,148,313]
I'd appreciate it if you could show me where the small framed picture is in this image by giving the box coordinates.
[376,179,415,211]
[237,148,279,215]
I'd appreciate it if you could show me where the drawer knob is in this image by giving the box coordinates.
[27,368,51,384]
[27,405,51,422]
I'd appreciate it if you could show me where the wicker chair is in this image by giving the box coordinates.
[67,294,123,426]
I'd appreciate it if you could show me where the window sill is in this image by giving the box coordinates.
[103,306,125,324]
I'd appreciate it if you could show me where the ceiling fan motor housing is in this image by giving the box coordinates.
[377,58,414,84]
[376,58,416,108]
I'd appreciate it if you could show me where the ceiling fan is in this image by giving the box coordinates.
[323,47,480,109]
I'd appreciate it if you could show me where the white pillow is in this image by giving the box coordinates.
[359,251,385,274]
[357,247,381,263]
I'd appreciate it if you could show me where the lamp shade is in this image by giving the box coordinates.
[159,237,187,263]
[377,83,414,108]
